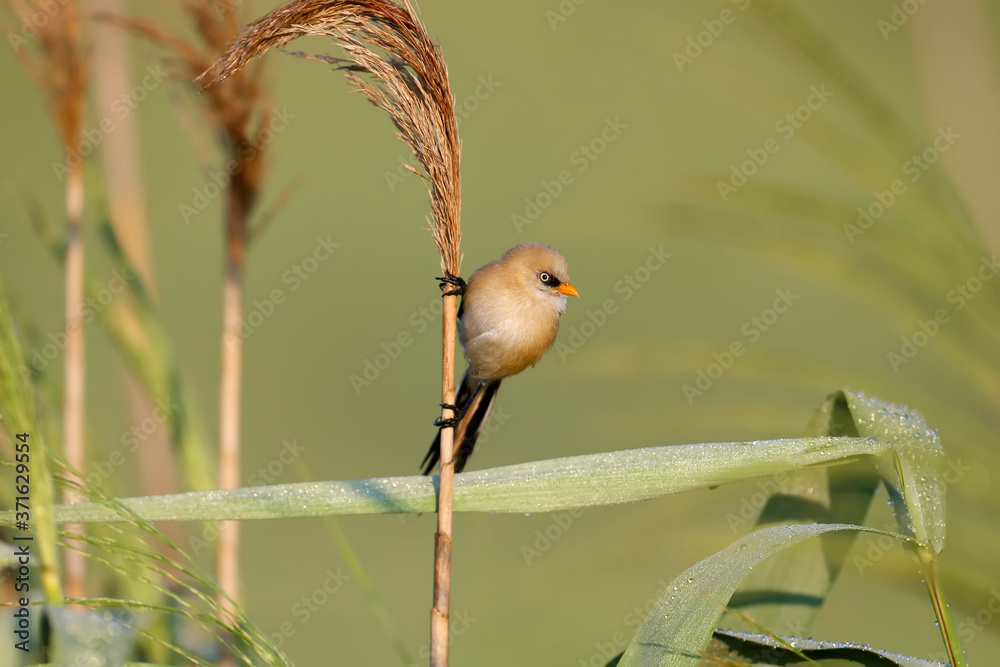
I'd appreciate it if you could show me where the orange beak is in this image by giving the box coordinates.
[557,283,580,297]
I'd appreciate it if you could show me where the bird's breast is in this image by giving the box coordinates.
[460,304,559,381]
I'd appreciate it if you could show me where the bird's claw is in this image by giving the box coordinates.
[434,402,465,428]
[436,273,466,297]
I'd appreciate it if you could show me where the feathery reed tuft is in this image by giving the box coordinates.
[9,0,88,149]
[204,0,463,275]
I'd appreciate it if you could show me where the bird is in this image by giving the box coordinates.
[422,243,579,474]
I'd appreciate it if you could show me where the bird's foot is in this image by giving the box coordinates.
[436,273,466,297]
[433,402,465,428]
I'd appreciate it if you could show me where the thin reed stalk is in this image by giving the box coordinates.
[218,186,249,623]
[433,293,458,664]
[205,2,462,661]
[62,153,86,600]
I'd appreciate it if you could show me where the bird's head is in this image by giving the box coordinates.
[502,243,579,311]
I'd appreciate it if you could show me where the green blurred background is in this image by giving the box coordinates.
[2,0,999,664]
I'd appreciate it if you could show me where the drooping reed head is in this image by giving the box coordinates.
[203,0,462,276]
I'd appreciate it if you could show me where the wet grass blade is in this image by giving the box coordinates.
[618,523,913,667]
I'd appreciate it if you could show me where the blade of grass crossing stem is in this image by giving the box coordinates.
[39,436,902,523]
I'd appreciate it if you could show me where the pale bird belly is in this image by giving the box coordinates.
[464,320,556,381]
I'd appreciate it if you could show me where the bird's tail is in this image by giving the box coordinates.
[422,371,501,474]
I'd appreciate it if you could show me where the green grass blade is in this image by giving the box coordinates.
[701,629,947,666]
[841,391,946,552]
[617,523,909,667]
[837,389,960,667]
[616,390,959,666]
[33,436,893,523]
[0,273,62,604]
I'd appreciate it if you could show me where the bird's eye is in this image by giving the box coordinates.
[538,271,558,286]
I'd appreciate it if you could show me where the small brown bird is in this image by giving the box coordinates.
[423,243,579,474]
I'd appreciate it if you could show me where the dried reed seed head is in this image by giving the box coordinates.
[9,0,89,147]
[204,0,462,276]
[95,3,270,208]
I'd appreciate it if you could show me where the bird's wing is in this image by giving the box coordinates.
[453,379,501,473]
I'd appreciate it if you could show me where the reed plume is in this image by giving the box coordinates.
[205,0,462,275]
